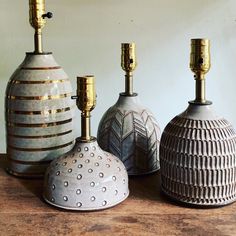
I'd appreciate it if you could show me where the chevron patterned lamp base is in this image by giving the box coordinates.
[97,94,161,175]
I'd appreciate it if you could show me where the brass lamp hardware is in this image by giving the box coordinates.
[97,43,161,176]
[190,39,211,105]
[121,43,137,96]
[29,0,53,53]
[5,0,74,177]
[160,38,236,207]
[72,76,96,142]
[44,75,129,211]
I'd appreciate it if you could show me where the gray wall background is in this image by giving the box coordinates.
[1,0,236,152]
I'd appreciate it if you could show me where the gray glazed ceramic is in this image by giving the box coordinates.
[5,53,75,177]
[160,103,236,206]
[43,138,129,211]
[97,94,161,175]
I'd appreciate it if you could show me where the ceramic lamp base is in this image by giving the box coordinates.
[98,94,161,176]
[5,52,75,177]
[160,103,236,207]
[43,139,129,211]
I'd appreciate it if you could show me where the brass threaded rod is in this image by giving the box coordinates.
[125,73,133,95]
[34,29,43,53]
[81,111,91,141]
[195,74,206,103]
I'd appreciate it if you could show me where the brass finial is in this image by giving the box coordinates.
[121,43,137,96]
[72,76,96,141]
[190,38,211,104]
[29,0,53,53]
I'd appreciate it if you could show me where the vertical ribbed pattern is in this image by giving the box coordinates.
[160,116,236,206]
[5,53,75,177]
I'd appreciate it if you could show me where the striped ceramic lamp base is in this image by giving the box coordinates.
[5,53,75,177]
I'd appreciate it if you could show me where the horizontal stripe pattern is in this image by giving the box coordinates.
[8,130,72,139]
[21,66,61,70]
[7,158,52,165]
[9,79,70,84]
[6,168,46,177]
[6,54,74,177]
[7,93,71,101]
[8,140,74,152]
[7,118,72,128]
[6,107,72,115]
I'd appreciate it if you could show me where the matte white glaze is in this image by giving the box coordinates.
[44,139,129,211]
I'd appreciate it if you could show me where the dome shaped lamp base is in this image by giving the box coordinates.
[43,139,129,211]
[43,76,129,211]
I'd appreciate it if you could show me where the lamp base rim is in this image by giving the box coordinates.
[43,191,129,211]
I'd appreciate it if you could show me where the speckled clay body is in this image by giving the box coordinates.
[97,94,161,175]
[160,103,236,206]
[5,53,75,177]
[43,138,129,210]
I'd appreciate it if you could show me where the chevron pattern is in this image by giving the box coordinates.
[160,115,236,206]
[98,106,161,175]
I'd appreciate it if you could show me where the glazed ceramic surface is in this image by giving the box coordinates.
[5,53,75,177]
[97,94,161,175]
[160,103,236,206]
[43,139,129,210]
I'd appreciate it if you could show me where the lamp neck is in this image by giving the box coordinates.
[81,111,91,141]
[124,72,134,96]
[194,73,206,104]
[34,29,43,53]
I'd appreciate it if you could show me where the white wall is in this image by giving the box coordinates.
[1,0,236,152]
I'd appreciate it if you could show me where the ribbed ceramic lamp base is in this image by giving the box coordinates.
[161,185,236,207]
[160,104,236,207]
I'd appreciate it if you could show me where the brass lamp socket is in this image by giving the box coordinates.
[29,0,46,30]
[121,43,137,73]
[72,76,96,142]
[121,43,137,96]
[29,0,53,53]
[190,38,211,76]
[189,38,211,105]
[76,76,96,113]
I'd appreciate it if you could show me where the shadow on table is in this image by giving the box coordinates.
[127,171,191,208]
[128,171,165,201]
[18,178,44,199]
[0,155,7,167]
[2,157,46,199]
[128,170,224,209]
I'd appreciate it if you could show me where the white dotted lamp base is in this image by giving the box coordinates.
[43,138,129,211]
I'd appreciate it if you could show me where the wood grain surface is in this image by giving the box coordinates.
[0,154,235,236]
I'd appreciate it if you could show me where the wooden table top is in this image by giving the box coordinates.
[0,154,235,236]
